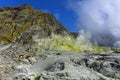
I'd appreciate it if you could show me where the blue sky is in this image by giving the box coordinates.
[0,0,78,32]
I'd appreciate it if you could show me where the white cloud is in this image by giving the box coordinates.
[68,0,120,46]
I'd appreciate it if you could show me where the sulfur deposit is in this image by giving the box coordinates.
[0,4,119,80]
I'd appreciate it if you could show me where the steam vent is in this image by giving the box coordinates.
[0,4,120,80]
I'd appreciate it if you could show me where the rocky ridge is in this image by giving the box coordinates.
[0,4,74,44]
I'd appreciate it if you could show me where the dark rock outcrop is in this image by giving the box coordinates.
[71,32,79,38]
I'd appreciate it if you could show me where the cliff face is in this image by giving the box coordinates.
[0,4,73,44]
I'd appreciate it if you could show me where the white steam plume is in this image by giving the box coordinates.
[68,0,120,47]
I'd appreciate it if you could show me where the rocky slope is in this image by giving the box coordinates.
[0,46,120,80]
[0,4,119,80]
[0,4,74,44]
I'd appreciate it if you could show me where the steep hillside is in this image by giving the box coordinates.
[0,4,74,44]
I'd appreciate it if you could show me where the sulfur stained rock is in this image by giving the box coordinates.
[0,4,120,80]
[0,4,74,44]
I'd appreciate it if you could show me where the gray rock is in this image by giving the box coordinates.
[0,47,120,80]
[30,52,119,80]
